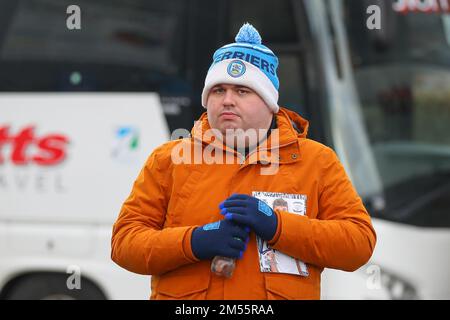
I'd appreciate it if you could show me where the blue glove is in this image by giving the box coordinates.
[191,219,250,260]
[220,194,278,241]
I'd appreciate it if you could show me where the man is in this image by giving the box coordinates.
[111,23,376,300]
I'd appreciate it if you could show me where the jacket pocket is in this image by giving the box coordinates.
[266,289,291,300]
[167,168,205,226]
[153,262,210,300]
[264,268,321,300]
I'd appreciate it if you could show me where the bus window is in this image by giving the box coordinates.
[0,0,195,132]
[344,0,450,227]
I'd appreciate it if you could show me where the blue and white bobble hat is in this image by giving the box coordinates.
[202,23,280,113]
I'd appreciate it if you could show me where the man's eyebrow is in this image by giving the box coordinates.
[235,86,252,90]
[211,85,252,91]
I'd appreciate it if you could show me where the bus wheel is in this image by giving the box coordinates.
[3,273,106,300]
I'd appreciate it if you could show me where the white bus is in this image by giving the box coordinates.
[0,0,449,299]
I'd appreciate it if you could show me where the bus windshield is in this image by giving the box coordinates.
[344,0,450,227]
[0,0,188,92]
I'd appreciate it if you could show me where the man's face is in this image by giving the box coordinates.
[206,84,273,135]
[274,205,288,212]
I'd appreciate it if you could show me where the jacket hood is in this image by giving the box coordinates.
[281,107,309,139]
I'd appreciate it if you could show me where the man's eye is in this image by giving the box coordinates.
[213,88,224,93]
[238,89,249,94]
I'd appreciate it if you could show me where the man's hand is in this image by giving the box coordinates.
[191,219,250,260]
[220,194,278,241]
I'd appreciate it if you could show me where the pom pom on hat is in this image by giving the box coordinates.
[235,23,262,45]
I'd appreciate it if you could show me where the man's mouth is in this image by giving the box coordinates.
[220,112,239,119]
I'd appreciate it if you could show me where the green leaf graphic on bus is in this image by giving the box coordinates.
[112,126,140,161]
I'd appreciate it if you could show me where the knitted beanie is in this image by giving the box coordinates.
[201,23,279,113]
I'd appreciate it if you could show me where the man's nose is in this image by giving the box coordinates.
[222,89,235,106]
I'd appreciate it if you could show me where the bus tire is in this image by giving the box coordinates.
[3,273,106,300]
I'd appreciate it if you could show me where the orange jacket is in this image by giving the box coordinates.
[111,107,376,299]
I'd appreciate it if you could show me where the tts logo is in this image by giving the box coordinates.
[0,125,69,166]
[111,126,140,163]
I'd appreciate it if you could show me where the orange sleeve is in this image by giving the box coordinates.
[111,142,198,275]
[267,209,282,246]
[270,147,377,271]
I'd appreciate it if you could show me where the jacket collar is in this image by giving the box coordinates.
[190,107,309,165]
